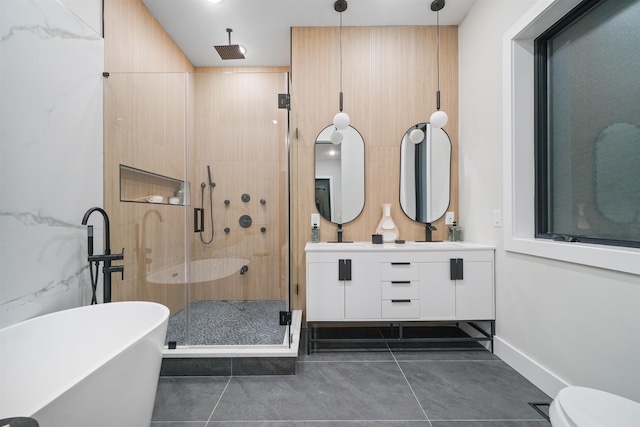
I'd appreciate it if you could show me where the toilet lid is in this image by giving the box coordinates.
[557,386,640,427]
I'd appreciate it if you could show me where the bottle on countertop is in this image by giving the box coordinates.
[448,222,462,242]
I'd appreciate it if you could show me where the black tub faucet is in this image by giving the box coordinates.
[82,207,124,303]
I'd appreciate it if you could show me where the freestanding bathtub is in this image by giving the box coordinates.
[0,301,169,427]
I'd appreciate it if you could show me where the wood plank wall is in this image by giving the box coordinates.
[189,68,289,302]
[290,26,459,319]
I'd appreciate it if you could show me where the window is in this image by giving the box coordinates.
[534,0,640,248]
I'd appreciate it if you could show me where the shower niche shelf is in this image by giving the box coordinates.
[119,164,189,206]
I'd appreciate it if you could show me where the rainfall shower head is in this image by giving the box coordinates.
[214,28,246,60]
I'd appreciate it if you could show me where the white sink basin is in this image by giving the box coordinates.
[314,242,368,248]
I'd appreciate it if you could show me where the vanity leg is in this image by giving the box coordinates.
[490,321,495,353]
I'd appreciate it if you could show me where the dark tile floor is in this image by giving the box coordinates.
[151,327,552,427]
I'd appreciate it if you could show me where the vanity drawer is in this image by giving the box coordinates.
[381,281,420,300]
[381,299,420,319]
[381,262,419,281]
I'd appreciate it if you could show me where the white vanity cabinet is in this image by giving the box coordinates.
[305,242,495,323]
[306,258,381,320]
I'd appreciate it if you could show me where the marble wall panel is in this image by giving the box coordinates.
[0,0,104,327]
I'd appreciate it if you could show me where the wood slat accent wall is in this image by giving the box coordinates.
[104,0,194,73]
[189,69,289,302]
[290,26,459,319]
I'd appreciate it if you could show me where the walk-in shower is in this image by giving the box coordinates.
[103,70,295,357]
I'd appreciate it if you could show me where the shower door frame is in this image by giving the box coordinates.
[180,69,292,351]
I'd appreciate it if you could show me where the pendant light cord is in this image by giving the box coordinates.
[339,11,344,112]
[436,10,441,110]
[340,12,343,94]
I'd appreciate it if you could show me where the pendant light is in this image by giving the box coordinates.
[409,125,425,144]
[330,0,350,145]
[429,0,448,129]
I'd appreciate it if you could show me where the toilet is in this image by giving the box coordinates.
[550,386,640,427]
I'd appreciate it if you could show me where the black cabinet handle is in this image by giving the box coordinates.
[450,258,464,280]
[391,262,411,265]
[391,299,411,303]
[457,258,464,280]
[391,281,411,284]
[338,259,352,281]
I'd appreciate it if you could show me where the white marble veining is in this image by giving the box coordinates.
[0,0,104,328]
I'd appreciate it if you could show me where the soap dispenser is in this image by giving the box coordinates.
[448,222,462,242]
[311,213,320,243]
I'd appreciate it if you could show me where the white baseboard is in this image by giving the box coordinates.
[494,335,569,399]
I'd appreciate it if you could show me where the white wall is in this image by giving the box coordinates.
[0,0,104,327]
[459,0,640,402]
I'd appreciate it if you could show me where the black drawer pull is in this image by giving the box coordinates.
[391,262,411,266]
[391,281,411,284]
[391,299,411,303]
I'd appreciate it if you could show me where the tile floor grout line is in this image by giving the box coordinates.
[382,328,434,427]
[205,375,233,425]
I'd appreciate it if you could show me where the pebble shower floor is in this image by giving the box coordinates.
[164,300,288,346]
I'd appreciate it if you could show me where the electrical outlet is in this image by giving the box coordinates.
[493,210,502,227]
[311,213,320,227]
[445,211,455,225]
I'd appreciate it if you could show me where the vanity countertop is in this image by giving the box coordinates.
[305,241,495,252]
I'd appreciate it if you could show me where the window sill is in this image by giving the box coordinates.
[505,236,640,276]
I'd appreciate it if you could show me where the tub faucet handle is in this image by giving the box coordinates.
[108,264,125,280]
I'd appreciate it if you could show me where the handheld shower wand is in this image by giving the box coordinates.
[207,165,215,187]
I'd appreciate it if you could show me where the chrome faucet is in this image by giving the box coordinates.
[82,207,124,303]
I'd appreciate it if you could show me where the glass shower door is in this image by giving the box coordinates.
[183,69,291,348]
[104,72,190,347]
[105,70,291,350]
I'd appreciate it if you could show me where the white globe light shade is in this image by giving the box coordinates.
[333,112,350,130]
[330,129,344,145]
[430,110,448,129]
[409,128,425,144]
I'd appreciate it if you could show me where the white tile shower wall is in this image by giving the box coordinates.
[0,0,104,328]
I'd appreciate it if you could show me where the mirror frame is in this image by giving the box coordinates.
[399,123,452,224]
[314,124,365,224]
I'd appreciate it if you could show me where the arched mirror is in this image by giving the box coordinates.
[314,125,365,224]
[400,123,451,223]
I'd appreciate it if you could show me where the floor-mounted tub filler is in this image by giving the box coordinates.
[0,301,169,427]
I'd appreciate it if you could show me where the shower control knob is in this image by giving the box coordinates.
[239,215,252,228]
[224,227,230,233]
[224,200,230,205]
[241,193,251,203]
[260,227,266,233]
[260,199,266,205]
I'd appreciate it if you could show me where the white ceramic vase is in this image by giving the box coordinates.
[375,203,399,242]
